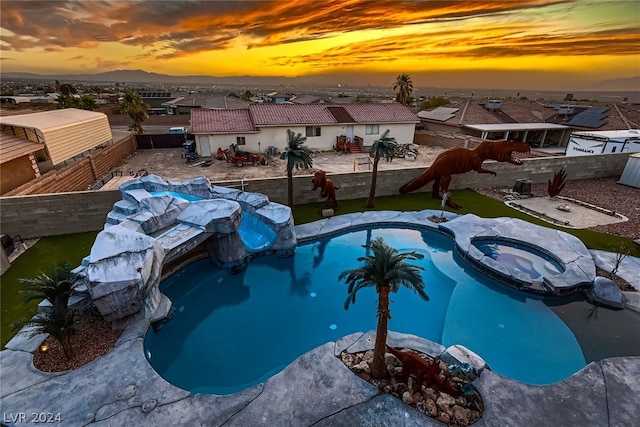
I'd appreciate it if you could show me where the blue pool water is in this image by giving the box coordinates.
[144,227,586,394]
[473,240,564,280]
[151,190,202,202]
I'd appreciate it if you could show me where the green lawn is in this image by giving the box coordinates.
[2,189,636,348]
[1,231,99,348]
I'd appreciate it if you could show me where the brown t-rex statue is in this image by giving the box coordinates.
[312,170,339,211]
[399,139,530,208]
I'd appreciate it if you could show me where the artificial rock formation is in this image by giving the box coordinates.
[82,174,297,325]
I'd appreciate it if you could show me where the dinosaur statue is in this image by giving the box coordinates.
[386,346,461,397]
[399,139,530,208]
[312,170,339,211]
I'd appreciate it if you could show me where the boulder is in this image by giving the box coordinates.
[589,276,626,309]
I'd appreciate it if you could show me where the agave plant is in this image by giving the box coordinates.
[547,168,567,197]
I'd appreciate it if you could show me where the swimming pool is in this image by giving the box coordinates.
[144,227,589,394]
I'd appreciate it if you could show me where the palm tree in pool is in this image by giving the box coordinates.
[365,129,397,208]
[339,237,428,378]
[119,89,150,134]
[394,73,413,105]
[280,129,313,209]
[15,263,80,359]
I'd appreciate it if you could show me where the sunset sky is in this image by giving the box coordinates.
[1,0,639,90]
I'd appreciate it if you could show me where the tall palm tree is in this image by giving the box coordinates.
[16,263,79,359]
[119,89,149,134]
[365,129,397,208]
[394,73,413,105]
[339,237,428,378]
[280,129,313,208]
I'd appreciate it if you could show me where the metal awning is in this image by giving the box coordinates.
[0,134,45,164]
[464,123,570,132]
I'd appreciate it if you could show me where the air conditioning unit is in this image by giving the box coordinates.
[558,105,575,115]
[485,100,502,111]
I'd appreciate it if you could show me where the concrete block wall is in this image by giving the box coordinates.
[0,152,630,239]
[220,152,631,205]
[0,190,120,239]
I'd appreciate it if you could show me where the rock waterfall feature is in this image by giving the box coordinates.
[80,175,296,326]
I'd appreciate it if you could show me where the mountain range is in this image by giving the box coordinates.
[1,69,638,93]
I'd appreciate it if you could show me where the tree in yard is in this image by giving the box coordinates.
[118,89,150,134]
[15,263,80,359]
[280,129,313,209]
[394,73,413,105]
[365,129,397,208]
[339,237,429,378]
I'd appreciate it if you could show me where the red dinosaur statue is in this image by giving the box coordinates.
[386,346,461,397]
[399,139,530,208]
[312,170,339,211]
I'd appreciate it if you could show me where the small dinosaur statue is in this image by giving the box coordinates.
[399,139,530,208]
[312,170,339,211]
[386,345,461,397]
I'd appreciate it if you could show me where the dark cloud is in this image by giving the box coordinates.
[0,0,570,53]
[1,0,637,71]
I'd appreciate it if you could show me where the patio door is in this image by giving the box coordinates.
[346,125,354,141]
[199,136,212,157]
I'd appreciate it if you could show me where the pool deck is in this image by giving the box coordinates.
[1,211,639,426]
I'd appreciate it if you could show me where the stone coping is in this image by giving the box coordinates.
[2,322,638,426]
[296,211,595,296]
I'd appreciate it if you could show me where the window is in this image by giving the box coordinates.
[365,124,380,135]
[305,126,321,137]
[236,136,246,145]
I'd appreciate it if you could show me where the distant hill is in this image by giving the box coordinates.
[0,69,306,87]
[591,76,640,91]
[2,69,638,93]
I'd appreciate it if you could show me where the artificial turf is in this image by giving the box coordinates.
[1,231,99,347]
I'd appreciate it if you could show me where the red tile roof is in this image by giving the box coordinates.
[190,108,256,133]
[249,104,336,126]
[248,103,418,126]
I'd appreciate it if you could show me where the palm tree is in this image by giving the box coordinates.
[15,263,79,359]
[394,74,413,105]
[280,129,313,208]
[365,129,397,208]
[118,89,149,134]
[339,237,428,378]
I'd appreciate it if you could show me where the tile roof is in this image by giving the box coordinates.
[420,99,637,132]
[249,104,336,126]
[190,109,256,133]
[248,103,418,126]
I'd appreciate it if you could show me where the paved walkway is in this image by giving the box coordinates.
[1,211,638,426]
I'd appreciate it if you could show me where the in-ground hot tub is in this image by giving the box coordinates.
[471,238,565,288]
[440,214,596,295]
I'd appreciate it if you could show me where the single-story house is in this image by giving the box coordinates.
[190,103,419,157]
[417,99,637,148]
[0,108,113,172]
